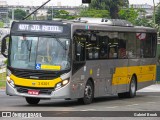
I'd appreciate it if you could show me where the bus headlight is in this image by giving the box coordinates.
[62,80,69,86]
[7,76,15,88]
[55,79,69,90]
[7,76,10,81]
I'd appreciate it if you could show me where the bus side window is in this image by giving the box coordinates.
[75,41,85,61]
[126,33,137,58]
[118,39,127,59]
[109,47,117,58]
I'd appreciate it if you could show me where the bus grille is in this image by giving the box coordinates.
[11,69,60,80]
[16,86,54,95]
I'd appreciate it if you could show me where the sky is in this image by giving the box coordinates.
[1,0,160,6]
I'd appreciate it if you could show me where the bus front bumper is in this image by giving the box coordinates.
[6,81,71,99]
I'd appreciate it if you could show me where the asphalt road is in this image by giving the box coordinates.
[0,85,160,119]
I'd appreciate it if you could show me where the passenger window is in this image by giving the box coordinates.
[86,32,99,60]
[108,38,118,59]
[74,35,86,62]
[99,36,108,59]
[118,39,127,59]
[126,33,137,58]
[76,42,85,61]
[140,33,156,58]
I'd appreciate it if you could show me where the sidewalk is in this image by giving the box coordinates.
[137,84,160,92]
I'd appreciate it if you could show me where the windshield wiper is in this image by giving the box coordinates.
[55,38,67,50]
[28,41,32,61]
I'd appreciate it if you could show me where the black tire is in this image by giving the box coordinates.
[127,76,136,98]
[78,80,94,104]
[25,97,40,105]
[118,76,136,98]
[118,92,126,98]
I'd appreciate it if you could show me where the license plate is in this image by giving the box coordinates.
[28,90,39,95]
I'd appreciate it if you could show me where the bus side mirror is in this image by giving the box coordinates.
[1,34,10,58]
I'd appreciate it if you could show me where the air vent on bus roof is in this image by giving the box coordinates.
[75,17,134,27]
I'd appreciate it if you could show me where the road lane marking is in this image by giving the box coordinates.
[147,102,156,104]
[81,109,96,111]
[105,106,119,109]
[146,96,160,98]
[54,112,70,115]
[126,104,139,107]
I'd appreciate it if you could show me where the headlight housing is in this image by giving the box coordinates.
[7,76,15,88]
[6,69,15,88]
[55,79,69,90]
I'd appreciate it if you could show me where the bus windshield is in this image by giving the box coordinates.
[10,36,71,71]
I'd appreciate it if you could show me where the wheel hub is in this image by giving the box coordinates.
[85,86,92,99]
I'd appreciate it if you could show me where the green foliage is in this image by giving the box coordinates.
[47,9,77,20]
[80,9,110,18]
[0,21,4,28]
[89,0,107,10]
[155,6,160,25]
[137,8,147,14]
[4,59,8,65]
[135,18,152,27]
[9,9,27,20]
[0,72,6,88]
[119,7,138,24]
[37,15,46,20]
[89,0,129,19]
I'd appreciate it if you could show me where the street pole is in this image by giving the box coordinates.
[12,8,14,20]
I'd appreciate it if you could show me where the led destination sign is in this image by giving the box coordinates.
[18,24,63,33]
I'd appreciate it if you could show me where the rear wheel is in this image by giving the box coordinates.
[25,97,40,105]
[78,80,94,104]
[127,76,136,98]
[118,76,136,98]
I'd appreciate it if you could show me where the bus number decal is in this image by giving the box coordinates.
[38,82,50,86]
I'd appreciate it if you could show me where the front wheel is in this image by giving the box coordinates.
[25,97,40,105]
[78,80,94,104]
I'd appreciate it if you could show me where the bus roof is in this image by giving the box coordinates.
[14,19,157,33]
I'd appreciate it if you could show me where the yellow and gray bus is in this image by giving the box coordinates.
[1,18,157,104]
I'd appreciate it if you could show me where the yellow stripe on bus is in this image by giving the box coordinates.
[41,65,61,70]
[112,65,156,85]
[10,74,62,88]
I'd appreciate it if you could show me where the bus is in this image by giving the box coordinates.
[1,18,157,105]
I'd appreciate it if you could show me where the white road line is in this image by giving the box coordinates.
[54,112,69,115]
[126,104,139,107]
[81,109,96,111]
[147,102,156,104]
[105,106,119,109]
[147,96,160,98]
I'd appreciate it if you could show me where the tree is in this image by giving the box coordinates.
[47,9,76,20]
[9,9,27,20]
[155,6,160,25]
[89,0,129,19]
[119,7,138,24]
[135,18,152,27]
[80,9,110,18]
[0,21,4,28]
